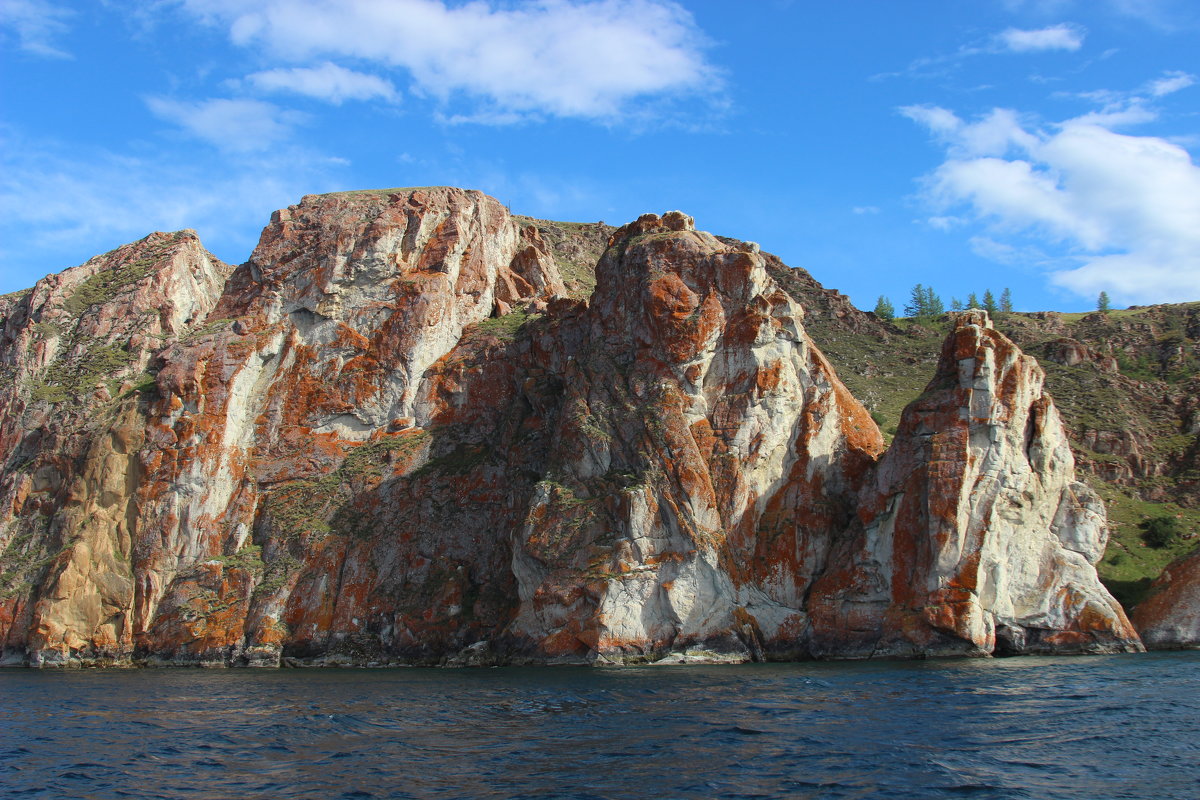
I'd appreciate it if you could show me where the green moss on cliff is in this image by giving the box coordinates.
[0,518,57,600]
[217,544,266,575]
[29,342,133,405]
[513,216,612,299]
[31,320,60,338]
[63,236,180,317]
[472,309,535,340]
[263,432,431,541]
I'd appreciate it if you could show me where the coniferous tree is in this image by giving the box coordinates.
[924,286,945,316]
[873,295,895,320]
[967,291,980,309]
[1000,287,1013,314]
[950,297,964,312]
[1098,291,1111,312]
[983,289,998,315]
[905,284,926,317]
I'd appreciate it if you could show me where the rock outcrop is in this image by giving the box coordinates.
[1131,549,1200,648]
[0,188,1143,666]
[813,312,1137,657]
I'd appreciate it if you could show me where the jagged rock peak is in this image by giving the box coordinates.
[608,210,695,242]
[950,308,993,329]
[816,310,1143,657]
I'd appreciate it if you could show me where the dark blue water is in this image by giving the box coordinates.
[2,652,1198,799]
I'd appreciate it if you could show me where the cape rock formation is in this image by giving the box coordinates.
[0,188,1143,666]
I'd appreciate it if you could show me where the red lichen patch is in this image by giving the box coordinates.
[1131,546,1200,646]
[754,361,784,397]
[540,624,595,658]
[647,272,700,319]
[722,305,768,349]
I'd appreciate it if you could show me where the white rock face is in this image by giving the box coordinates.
[820,311,1142,657]
[508,214,885,662]
[5,188,569,666]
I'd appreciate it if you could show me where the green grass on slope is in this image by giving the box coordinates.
[1094,484,1200,610]
[801,327,937,443]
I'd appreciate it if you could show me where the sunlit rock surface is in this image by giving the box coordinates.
[0,188,1142,666]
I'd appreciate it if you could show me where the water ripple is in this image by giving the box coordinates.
[1,652,1198,799]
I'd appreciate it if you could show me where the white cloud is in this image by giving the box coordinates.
[927,215,966,231]
[876,22,1087,82]
[852,206,880,215]
[907,103,1200,304]
[996,24,1085,52]
[1068,101,1157,129]
[1148,70,1196,97]
[146,97,305,152]
[0,0,71,58]
[246,62,399,104]
[174,0,717,120]
[901,106,1038,157]
[0,128,342,289]
[1053,71,1195,129]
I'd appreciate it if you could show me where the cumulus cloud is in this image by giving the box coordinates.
[0,0,71,58]
[174,0,717,120]
[996,24,1086,52]
[246,62,399,104]
[906,99,1200,304]
[146,97,306,152]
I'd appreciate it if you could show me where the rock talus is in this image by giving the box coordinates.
[0,189,1145,666]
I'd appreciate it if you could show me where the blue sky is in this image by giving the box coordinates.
[2,0,1197,312]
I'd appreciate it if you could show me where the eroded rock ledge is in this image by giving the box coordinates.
[0,189,1143,666]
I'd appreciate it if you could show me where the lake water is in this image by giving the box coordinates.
[2,651,1198,799]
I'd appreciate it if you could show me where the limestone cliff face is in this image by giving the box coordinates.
[0,188,1143,666]
[1131,549,1200,648]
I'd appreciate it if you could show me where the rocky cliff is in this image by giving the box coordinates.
[0,188,1143,666]
[1131,548,1200,649]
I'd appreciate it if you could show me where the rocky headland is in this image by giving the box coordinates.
[2,186,1192,666]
